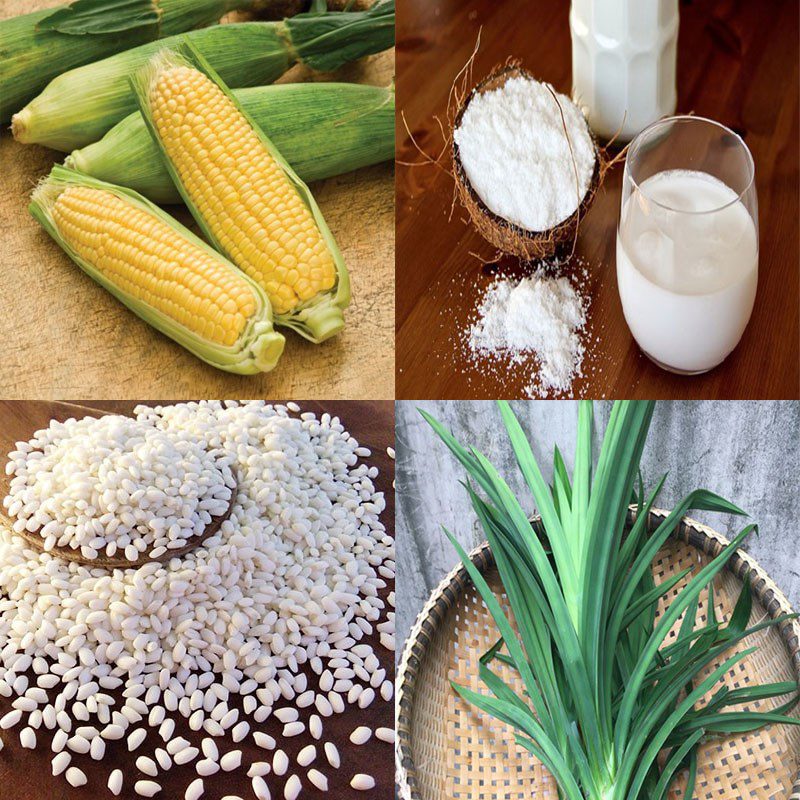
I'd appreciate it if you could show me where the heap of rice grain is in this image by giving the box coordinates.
[0,401,394,797]
[3,415,234,562]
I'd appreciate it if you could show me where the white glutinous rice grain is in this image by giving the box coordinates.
[351,773,376,791]
[453,75,594,232]
[135,779,162,797]
[66,766,87,787]
[137,755,158,776]
[91,735,106,760]
[253,731,276,750]
[1,709,22,729]
[167,736,190,756]
[274,707,298,723]
[248,761,271,778]
[51,751,71,776]
[231,720,250,742]
[349,726,371,745]
[220,749,242,771]
[252,775,271,800]
[284,774,302,800]
[376,726,395,743]
[20,726,36,748]
[155,747,171,770]
[324,741,340,769]
[102,723,125,740]
[297,743,316,767]
[201,737,219,760]
[196,759,219,777]
[128,728,147,751]
[273,748,289,776]
[108,768,123,796]
[174,746,199,765]
[282,721,304,737]
[185,777,204,800]
[308,768,328,791]
[0,402,394,794]
[358,688,375,709]
[68,734,90,754]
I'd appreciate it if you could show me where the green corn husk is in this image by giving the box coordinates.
[12,0,395,152]
[132,44,350,344]
[66,82,395,204]
[0,0,295,124]
[30,165,285,374]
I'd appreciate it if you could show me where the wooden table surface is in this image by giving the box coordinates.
[0,0,394,400]
[395,0,799,400]
[0,399,395,800]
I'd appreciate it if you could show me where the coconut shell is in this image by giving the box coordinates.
[453,64,600,261]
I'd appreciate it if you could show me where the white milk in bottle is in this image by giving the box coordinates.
[570,0,679,141]
[616,170,758,373]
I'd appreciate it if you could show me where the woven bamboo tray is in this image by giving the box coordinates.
[397,509,800,800]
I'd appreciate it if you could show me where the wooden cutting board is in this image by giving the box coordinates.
[396,0,799,399]
[0,0,394,400]
[0,399,395,800]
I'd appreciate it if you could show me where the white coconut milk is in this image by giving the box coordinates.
[616,169,758,373]
[570,0,679,141]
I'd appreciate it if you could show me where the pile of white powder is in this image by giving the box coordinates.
[467,268,589,397]
[454,75,595,232]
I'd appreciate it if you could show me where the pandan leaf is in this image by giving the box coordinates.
[423,401,798,800]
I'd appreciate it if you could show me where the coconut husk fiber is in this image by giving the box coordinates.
[453,63,602,262]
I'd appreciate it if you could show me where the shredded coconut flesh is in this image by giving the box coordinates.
[468,270,588,397]
[0,401,393,795]
[454,76,595,232]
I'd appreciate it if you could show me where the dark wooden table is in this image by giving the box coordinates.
[396,0,799,399]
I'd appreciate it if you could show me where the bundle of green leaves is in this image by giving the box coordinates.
[423,400,799,800]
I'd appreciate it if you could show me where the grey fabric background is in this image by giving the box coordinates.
[396,401,799,657]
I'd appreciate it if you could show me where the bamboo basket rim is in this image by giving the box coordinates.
[396,507,800,800]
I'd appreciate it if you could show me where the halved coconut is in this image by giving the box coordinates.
[453,65,599,261]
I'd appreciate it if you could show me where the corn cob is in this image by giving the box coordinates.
[67,82,395,204]
[133,47,349,343]
[30,165,285,374]
[0,0,297,124]
[12,0,395,152]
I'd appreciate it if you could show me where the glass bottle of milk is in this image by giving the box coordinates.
[570,0,679,142]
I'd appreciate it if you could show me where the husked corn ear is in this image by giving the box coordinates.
[29,166,285,374]
[52,186,256,348]
[134,47,350,344]
[150,64,336,315]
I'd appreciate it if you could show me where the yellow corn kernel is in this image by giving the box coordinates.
[51,186,257,347]
[149,64,336,315]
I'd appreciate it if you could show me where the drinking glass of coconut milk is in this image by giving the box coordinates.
[617,116,758,374]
